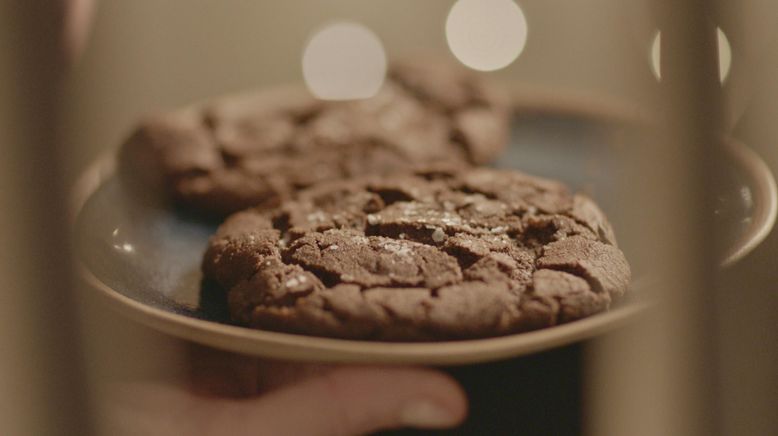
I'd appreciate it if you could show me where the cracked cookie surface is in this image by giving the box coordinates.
[202,167,630,341]
[119,60,509,217]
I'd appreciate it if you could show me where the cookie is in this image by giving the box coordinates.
[202,167,630,341]
[119,60,510,216]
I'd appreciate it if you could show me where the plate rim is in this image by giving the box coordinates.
[77,261,651,365]
[719,138,778,266]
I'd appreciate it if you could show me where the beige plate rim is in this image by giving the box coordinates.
[78,262,651,365]
[72,93,775,364]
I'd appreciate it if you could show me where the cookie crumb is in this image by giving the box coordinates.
[307,211,326,223]
[431,228,447,243]
[382,240,413,257]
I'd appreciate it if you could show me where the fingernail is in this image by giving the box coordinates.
[400,400,458,428]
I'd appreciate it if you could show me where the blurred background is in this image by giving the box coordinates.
[59,0,660,183]
[2,1,776,434]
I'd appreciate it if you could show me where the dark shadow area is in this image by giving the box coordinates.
[378,343,582,436]
[198,278,233,323]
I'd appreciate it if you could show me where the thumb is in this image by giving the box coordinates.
[99,366,467,436]
[222,366,467,435]
[224,367,467,436]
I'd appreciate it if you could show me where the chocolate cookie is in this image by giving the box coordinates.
[202,167,630,341]
[119,60,510,216]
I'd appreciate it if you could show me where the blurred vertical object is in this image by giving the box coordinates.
[717,1,778,435]
[586,0,724,435]
[0,2,91,435]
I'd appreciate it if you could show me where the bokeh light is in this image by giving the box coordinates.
[445,0,528,71]
[302,22,387,100]
[650,27,732,83]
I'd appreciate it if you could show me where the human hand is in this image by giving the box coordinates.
[96,345,467,435]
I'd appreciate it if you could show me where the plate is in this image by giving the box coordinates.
[73,102,776,365]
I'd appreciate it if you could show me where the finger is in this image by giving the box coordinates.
[63,0,96,62]
[186,343,261,398]
[254,359,335,393]
[200,366,467,435]
[96,382,199,436]
[185,344,334,397]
